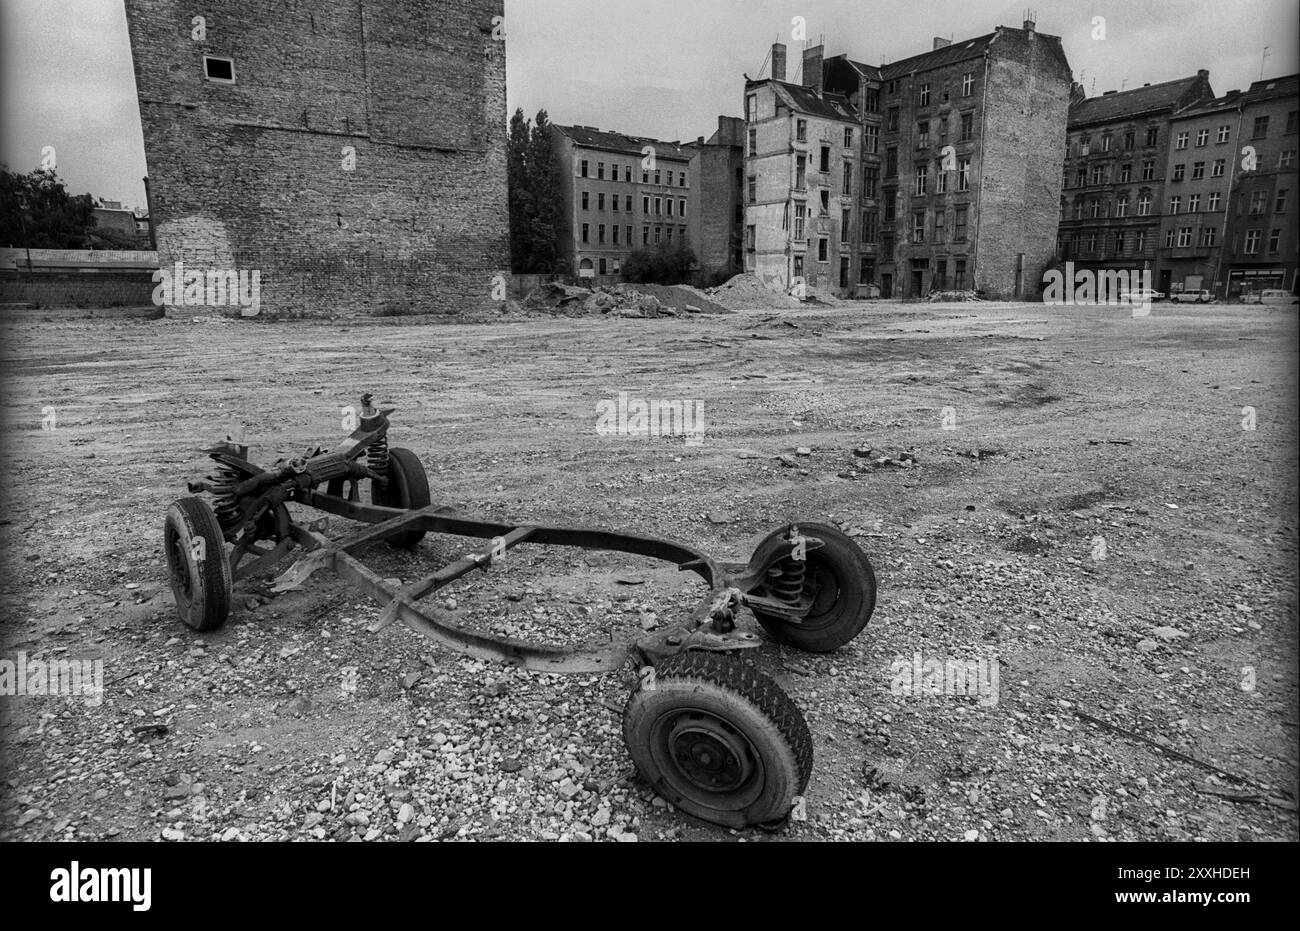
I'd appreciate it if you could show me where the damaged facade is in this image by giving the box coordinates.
[123,0,509,317]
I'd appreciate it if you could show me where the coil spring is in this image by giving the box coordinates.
[366,433,390,477]
[207,460,243,530]
[769,557,807,605]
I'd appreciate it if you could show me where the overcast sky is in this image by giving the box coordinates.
[1,0,1296,210]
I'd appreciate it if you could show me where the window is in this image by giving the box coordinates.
[860,256,875,282]
[1276,189,1289,213]
[919,83,930,107]
[598,224,605,243]
[642,171,648,183]
[1164,228,1175,248]
[1114,231,1125,253]
[665,228,672,244]
[1091,164,1107,185]
[582,191,590,210]
[1089,200,1102,218]
[612,195,619,213]
[962,72,974,96]
[954,259,966,289]
[864,125,879,154]
[597,193,605,210]
[1191,162,1205,180]
[887,107,899,131]
[1124,130,1135,150]
[1145,127,1158,147]
[1102,135,1111,152]
[1137,194,1151,216]
[1169,196,1181,214]
[653,227,661,244]
[598,258,606,275]
[936,165,948,194]
[843,161,853,195]
[642,226,649,245]
[914,164,928,195]
[1217,124,1231,143]
[612,225,619,244]
[748,129,757,156]
[818,237,829,261]
[819,146,831,172]
[864,89,879,113]
[796,119,807,142]
[745,94,757,120]
[819,189,830,213]
[1142,160,1155,181]
[745,225,756,251]
[654,196,662,215]
[679,198,686,217]
[1075,167,1087,187]
[794,203,806,240]
[796,155,807,188]
[912,212,925,243]
[1175,132,1189,150]
[642,195,650,213]
[679,172,687,187]
[1172,164,1185,182]
[745,175,755,205]
[625,166,632,182]
[1208,192,1221,211]
[954,206,968,242]
[1281,150,1297,168]
[1196,129,1209,147]
[581,223,589,243]
[960,113,973,142]
[1211,158,1225,177]
[917,121,930,149]
[203,55,236,83]
[844,128,854,148]
[957,158,971,192]
[1135,230,1146,252]
[597,162,605,180]
[841,208,851,242]
[885,147,898,178]
[1250,190,1267,215]
[1253,116,1269,138]
[1201,227,1216,247]
[1116,195,1129,216]
[626,225,632,243]
[666,199,673,217]
[1119,164,1132,183]
[1189,194,1200,212]
[1268,229,1282,253]
[864,165,879,197]
[581,160,589,178]
[1080,135,1091,156]
[884,193,896,221]
[862,210,877,243]
[1072,198,1083,219]
[881,233,894,258]
[1288,111,1299,133]
[1177,227,1192,247]
[935,209,945,241]
[1244,230,1261,253]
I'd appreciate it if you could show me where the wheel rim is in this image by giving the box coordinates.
[650,708,763,809]
[166,526,193,601]
[801,558,844,628]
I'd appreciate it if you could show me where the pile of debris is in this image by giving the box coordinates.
[705,274,807,310]
[927,289,984,302]
[850,446,918,470]
[521,282,728,318]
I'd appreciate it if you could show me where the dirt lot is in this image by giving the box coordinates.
[1,299,1296,842]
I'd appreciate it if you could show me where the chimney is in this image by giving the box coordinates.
[803,44,824,93]
[933,37,951,49]
[1023,13,1036,33]
[771,43,787,82]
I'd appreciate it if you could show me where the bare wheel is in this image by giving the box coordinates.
[164,497,233,632]
[372,447,431,549]
[749,522,876,652]
[622,653,812,829]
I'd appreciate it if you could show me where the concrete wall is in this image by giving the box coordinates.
[122,0,509,317]
[0,270,157,307]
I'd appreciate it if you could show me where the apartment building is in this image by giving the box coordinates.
[1058,72,1215,286]
[1223,74,1299,297]
[745,19,1071,299]
[549,124,695,283]
[685,116,746,281]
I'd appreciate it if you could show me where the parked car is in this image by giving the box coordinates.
[1173,289,1213,303]
[1259,289,1299,306]
[1122,287,1165,303]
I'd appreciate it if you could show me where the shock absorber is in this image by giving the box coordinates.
[768,525,807,606]
[205,439,247,531]
[360,393,389,479]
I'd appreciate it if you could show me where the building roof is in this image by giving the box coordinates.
[879,33,996,80]
[1243,73,1300,103]
[769,80,857,121]
[551,124,693,160]
[1171,91,1244,121]
[1069,74,1207,127]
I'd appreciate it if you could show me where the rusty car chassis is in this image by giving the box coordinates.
[165,395,878,829]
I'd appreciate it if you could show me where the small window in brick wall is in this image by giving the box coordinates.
[204,56,235,84]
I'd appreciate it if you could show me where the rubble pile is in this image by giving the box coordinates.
[705,274,807,310]
[520,282,728,318]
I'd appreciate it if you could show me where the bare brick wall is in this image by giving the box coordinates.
[977,30,1072,299]
[0,270,157,307]
[692,143,743,276]
[123,0,508,317]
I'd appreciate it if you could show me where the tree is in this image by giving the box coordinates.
[0,165,96,249]
[622,239,697,285]
[526,110,561,274]
[506,109,533,272]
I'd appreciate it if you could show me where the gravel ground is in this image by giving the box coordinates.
[0,299,1296,842]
